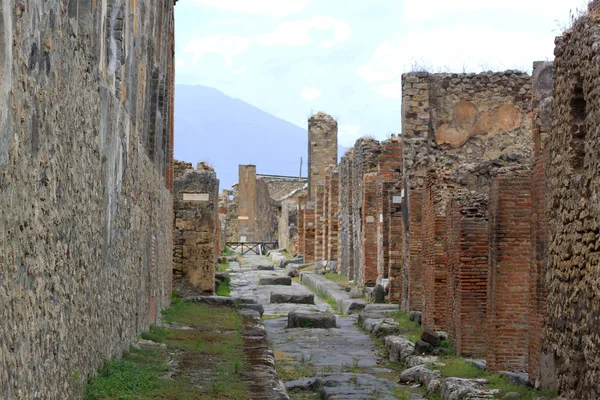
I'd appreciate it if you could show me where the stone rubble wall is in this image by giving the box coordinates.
[173,166,219,294]
[327,167,340,264]
[0,0,175,397]
[308,112,338,200]
[338,150,354,277]
[544,9,600,397]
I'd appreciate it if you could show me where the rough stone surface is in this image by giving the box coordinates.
[270,289,315,304]
[260,276,292,286]
[349,286,364,299]
[0,1,176,397]
[439,377,493,400]
[399,365,442,386]
[174,166,219,294]
[421,328,442,347]
[414,340,435,355]
[287,311,337,329]
[372,284,385,303]
[308,112,337,201]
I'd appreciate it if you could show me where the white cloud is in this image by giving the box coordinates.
[256,16,351,47]
[183,35,251,66]
[232,66,247,75]
[190,0,311,17]
[301,88,322,101]
[338,125,361,147]
[357,40,403,83]
[372,81,401,99]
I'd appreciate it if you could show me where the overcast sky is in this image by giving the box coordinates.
[174,0,588,147]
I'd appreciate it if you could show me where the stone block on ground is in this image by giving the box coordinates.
[384,336,415,363]
[409,311,422,325]
[285,264,299,277]
[183,295,257,306]
[371,284,385,303]
[364,304,398,313]
[362,318,400,337]
[421,327,441,346]
[215,272,230,282]
[270,289,314,304]
[287,311,336,329]
[349,286,364,299]
[440,378,493,399]
[398,365,442,386]
[241,303,265,317]
[498,371,530,386]
[256,264,275,271]
[259,276,292,286]
[414,340,434,355]
[340,299,368,315]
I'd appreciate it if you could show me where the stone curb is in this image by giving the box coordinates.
[299,272,367,314]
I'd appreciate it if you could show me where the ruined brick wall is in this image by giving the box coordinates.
[446,191,489,357]
[327,167,340,264]
[339,150,354,277]
[173,167,219,295]
[255,177,278,242]
[486,167,532,373]
[360,173,379,286]
[376,137,402,282]
[402,70,533,311]
[175,160,193,178]
[422,170,455,331]
[388,182,405,303]
[297,194,308,254]
[321,170,331,261]
[529,61,554,386]
[308,112,338,200]
[352,138,381,282]
[304,206,316,263]
[544,11,600,397]
[225,186,239,242]
[0,1,175,397]
[315,181,326,260]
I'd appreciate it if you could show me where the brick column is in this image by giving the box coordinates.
[327,166,340,265]
[388,184,404,303]
[377,181,392,280]
[422,171,451,331]
[361,172,379,285]
[322,170,331,261]
[339,150,354,278]
[487,168,532,372]
[297,194,308,255]
[304,205,316,263]
[315,182,326,261]
[446,191,489,357]
[404,188,424,311]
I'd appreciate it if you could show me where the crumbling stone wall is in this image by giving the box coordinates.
[0,0,175,397]
[352,138,380,282]
[236,165,278,242]
[544,8,600,396]
[338,150,354,277]
[387,181,405,303]
[446,191,489,357]
[255,177,278,242]
[402,70,533,311]
[173,164,219,295]
[486,167,532,373]
[308,112,338,200]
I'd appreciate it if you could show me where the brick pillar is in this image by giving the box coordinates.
[315,181,325,261]
[304,205,316,263]
[322,170,331,261]
[327,166,340,265]
[404,187,424,311]
[529,61,553,385]
[388,184,404,303]
[446,191,489,357]
[297,194,308,255]
[422,171,452,331]
[339,150,354,278]
[361,172,379,286]
[487,168,532,372]
[376,181,392,280]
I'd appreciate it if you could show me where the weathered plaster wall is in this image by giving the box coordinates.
[173,166,219,295]
[0,0,175,397]
[544,8,600,397]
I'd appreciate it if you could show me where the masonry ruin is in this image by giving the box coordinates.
[0,0,176,397]
[173,161,220,295]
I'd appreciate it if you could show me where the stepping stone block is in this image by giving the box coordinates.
[259,276,292,286]
[270,289,314,304]
[256,264,275,271]
[287,311,336,329]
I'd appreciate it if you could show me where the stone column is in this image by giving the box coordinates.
[238,165,257,242]
[308,112,338,200]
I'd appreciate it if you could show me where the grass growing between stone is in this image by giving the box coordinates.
[389,310,423,343]
[293,277,339,313]
[274,350,317,382]
[85,299,248,399]
[216,277,231,296]
[323,272,353,289]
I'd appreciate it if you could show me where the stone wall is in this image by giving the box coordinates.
[387,181,405,303]
[235,166,278,242]
[544,8,600,397]
[304,206,316,263]
[173,165,219,295]
[327,167,340,264]
[297,194,308,255]
[308,112,338,200]
[360,172,379,286]
[0,0,175,397]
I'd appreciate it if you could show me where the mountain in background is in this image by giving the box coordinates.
[174,85,347,190]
